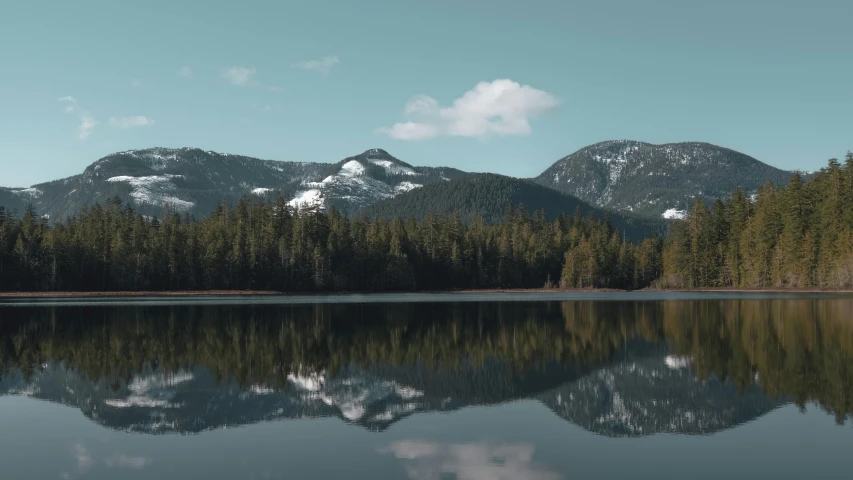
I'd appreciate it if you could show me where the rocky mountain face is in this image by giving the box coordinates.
[0,148,466,221]
[0,350,786,436]
[285,148,467,212]
[533,140,795,218]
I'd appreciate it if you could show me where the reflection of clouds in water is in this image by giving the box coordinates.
[105,454,152,469]
[60,444,94,479]
[381,441,561,480]
[60,443,152,479]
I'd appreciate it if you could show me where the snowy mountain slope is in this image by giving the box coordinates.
[0,148,467,221]
[0,148,326,221]
[287,148,467,211]
[533,140,796,218]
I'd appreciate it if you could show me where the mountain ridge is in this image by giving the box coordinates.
[0,141,799,222]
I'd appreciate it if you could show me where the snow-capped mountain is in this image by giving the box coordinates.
[286,148,466,211]
[0,148,466,221]
[0,351,786,437]
[533,141,795,218]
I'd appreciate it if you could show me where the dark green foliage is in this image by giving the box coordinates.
[362,174,663,242]
[0,195,662,292]
[661,155,853,288]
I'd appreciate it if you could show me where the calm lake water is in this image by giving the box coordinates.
[1,293,852,479]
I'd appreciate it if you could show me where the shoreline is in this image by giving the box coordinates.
[1,287,852,299]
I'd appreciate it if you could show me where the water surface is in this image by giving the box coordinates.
[1,295,852,479]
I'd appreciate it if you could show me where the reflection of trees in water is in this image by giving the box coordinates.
[1,298,852,421]
[661,299,853,423]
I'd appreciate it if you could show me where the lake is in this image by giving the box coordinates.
[1,293,852,479]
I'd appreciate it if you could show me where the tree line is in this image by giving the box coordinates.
[661,154,853,288]
[0,197,660,292]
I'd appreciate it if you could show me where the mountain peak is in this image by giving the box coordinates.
[534,140,792,218]
[362,148,391,157]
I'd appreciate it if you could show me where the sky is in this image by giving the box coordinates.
[1,0,851,187]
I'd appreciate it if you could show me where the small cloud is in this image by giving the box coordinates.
[108,116,155,129]
[378,79,559,141]
[59,96,97,139]
[177,66,193,79]
[221,66,256,86]
[59,96,78,113]
[78,115,97,139]
[131,78,142,88]
[293,55,340,74]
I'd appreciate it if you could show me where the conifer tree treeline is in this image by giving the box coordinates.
[0,199,659,292]
[661,154,853,288]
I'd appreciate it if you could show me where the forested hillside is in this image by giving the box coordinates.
[661,153,853,288]
[362,173,663,242]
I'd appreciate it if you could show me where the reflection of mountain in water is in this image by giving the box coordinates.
[539,355,786,437]
[0,351,786,437]
[2,298,850,434]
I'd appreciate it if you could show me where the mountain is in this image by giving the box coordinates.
[533,140,795,218]
[287,148,467,212]
[361,173,664,241]
[0,147,466,221]
[0,351,786,436]
[540,354,783,437]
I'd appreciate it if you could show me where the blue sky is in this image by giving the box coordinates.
[1,0,851,187]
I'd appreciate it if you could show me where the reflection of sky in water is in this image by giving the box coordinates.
[2,396,853,480]
[3,297,853,478]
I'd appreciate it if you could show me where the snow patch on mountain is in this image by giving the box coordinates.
[107,175,195,211]
[662,208,687,220]
[288,188,324,209]
[252,187,273,195]
[12,188,43,198]
[394,181,422,193]
[340,160,365,176]
[369,159,417,176]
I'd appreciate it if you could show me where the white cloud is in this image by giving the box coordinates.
[59,96,78,113]
[378,79,559,140]
[59,96,97,139]
[78,115,97,139]
[131,78,142,88]
[177,66,193,79]
[221,66,256,86]
[381,441,561,480]
[108,116,155,129]
[293,55,340,74]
